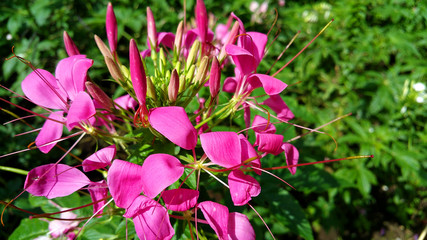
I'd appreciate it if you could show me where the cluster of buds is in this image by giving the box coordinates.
[1,1,372,239]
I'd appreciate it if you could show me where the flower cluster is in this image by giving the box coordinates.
[2,1,365,239]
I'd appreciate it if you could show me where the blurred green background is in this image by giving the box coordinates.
[1,0,426,239]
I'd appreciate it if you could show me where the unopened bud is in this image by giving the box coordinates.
[209,57,221,98]
[106,2,118,53]
[159,48,166,76]
[185,65,196,85]
[63,31,80,56]
[195,0,208,44]
[186,40,200,71]
[146,76,157,101]
[85,82,114,109]
[146,7,158,49]
[94,35,114,60]
[174,21,184,56]
[194,56,209,84]
[168,69,179,103]
[129,39,147,106]
[104,56,124,81]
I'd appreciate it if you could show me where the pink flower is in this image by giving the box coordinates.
[21,55,94,153]
[106,2,118,53]
[82,145,116,172]
[228,169,261,206]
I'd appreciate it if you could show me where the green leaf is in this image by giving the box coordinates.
[256,186,314,240]
[9,218,49,240]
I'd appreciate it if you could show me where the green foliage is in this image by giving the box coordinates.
[1,0,426,239]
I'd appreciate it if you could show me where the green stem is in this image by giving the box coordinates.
[0,166,28,175]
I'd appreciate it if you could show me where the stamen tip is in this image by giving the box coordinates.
[331,18,335,22]
[370,155,374,158]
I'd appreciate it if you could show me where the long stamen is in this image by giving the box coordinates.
[272,19,334,77]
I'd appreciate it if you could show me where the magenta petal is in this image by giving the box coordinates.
[124,195,174,240]
[239,135,261,175]
[82,145,116,172]
[36,111,65,154]
[130,39,147,105]
[107,159,143,209]
[282,143,299,175]
[88,180,108,216]
[55,55,93,100]
[162,189,199,212]
[246,32,268,63]
[252,115,276,133]
[195,0,208,43]
[228,170,261,206]
[200,132,242,168]
[66,92,96,130]
[228,212,255,240]
[248,74,287,96]
[22,69,67,110]
[255,133,284,155]
[114,94,138,110]
[223,77,237,93]
[262,94,295,121]
[149,106,197,150]
[158,32,175,49]
[141,154,184,198]
[199,201,229,239]
[24,164,90,199]
[225,44,256,76]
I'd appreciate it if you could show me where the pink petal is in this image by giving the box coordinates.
[225,44,256,76]
[88,180,108,216]
[55,55,93,101]
[146,7,158,48]
[148,106,197,150]
[114,94,137,110]
[82,145,116,172]
[222,77,237,93]
[239,135,261,175]
[248,74,287,96]
[141,154,184,198]
[124,195,174,240]
[24,164,90,199]
[282,143,299,175]
[262,94,295,121]
[35,111,64,153]
[66,92,96,130]
[228,170,261,206]
[199,201,229,239]
[255,133,284,155]
[239,32,267,65]
[252,115,276,133]
[107,159,143,209]
[162,189,199,212]
[228,212,255,240]
[22,69,67,110]
[158,32,175,49]
[200,132,242,168]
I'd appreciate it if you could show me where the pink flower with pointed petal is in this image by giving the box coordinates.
[107,159,143,209]
[106,2,118,53]
[255,133,284,155]
[262,94,295,121]
[124,195,175,240]
[141,153,184,198]
[22,55,94,153]
[24,164,91,199]
[129,39,147,106]
[228,212,256,240]
[195,0,208,44]
[148,106,197,150]
[82,145,116,172]
[162,189,199,212]
[63,31,80,57]
[199,201,229,239]
[87,180,108,216]
[228,170,261,206]
[248,74,288,96]
[114,94,138,110]
[282,142,299,175]
[200,132,242,168]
